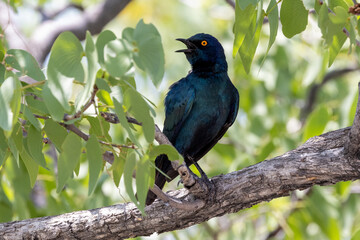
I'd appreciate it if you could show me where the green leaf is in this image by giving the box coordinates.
[124,88,155,143]
[86,135,103,196]
[237,0,259,10]
[46,62,74,112]
[0,64,5,84]
[122,27,135,42]
[19,149,39,188]
[328,26,347,66]
[95,30,117,67]
[42,83,65,121]
[303,105,330,141]
[113,98,140,146]
[48,31,84,79]
[0,76,21,132]
[57,132,82,193]
[86,116,111,142]
[149,144,183,162]
[329,6,348,24]
[123,152,138,204]
[280,0,308,38]
[23,104,41,130]
[95,78,111,92]
[239,10,264,74]
[104,39,132,78]
[27,125,47,168]
[266,0,279,53]
[136,155,150,213]
[44,119,67,150]
[75,31,98,111]
[112,151,126,187]
[0,130,9,166]
[5,49,45,81]
[233,4,256,57]
[132,19,165,86]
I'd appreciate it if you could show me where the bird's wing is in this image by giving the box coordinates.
[192,88,239,162]
[163,81,195,142]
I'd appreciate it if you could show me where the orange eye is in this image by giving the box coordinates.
[201,40,208,46]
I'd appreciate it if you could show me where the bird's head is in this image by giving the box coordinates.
[176,33,227,73]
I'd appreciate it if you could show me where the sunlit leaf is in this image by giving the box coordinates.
[239,10,264,73]
[237,0,259,10]
[280,0,308,38]
[5,49,45,81]
[233,3,256,57]
[75,31,98,111]
[95,30,117,67]
[149,144,182,162]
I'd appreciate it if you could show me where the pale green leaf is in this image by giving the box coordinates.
[42,83,65,121]
[75,31,98,111]
[57,132,82,193]
[124,88,155,143]
[86,135,103,196]
[19,150,39,188]
[113,98,140,146]
[95,30,117,67]
[112,151,126,187]
[136,156,150,213]
[133,19,165,86]
[149,144,183,162]
[27,125,47,168]
[48,31,84,79]
[5,49,45,81]
[104,39,132,77]
[23,104,41,130]
[123,152,138,204]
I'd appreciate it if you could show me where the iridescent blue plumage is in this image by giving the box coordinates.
[146,33,239,205]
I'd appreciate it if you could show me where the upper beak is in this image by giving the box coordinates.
[175,38,196,53]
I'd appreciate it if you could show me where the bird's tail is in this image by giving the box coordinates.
[145,154,173,205]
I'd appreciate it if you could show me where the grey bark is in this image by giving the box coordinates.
[0,125,359,239]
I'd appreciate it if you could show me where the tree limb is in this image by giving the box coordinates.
[1,123,360,238]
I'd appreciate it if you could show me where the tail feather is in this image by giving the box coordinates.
[146,154,178,205]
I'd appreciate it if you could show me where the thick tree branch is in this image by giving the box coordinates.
[1,124,360,238]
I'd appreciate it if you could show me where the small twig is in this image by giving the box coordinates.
[224,0,235,9]
[64,86,98,121]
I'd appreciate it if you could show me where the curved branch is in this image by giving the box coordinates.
[0,125,359,239]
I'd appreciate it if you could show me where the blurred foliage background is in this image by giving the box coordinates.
[1,0,360,239]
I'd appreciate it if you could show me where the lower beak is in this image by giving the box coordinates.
[175,38,195,53]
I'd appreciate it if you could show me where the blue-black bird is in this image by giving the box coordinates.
[146,33,239,205]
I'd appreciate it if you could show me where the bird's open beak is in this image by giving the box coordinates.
[175,38,196,53]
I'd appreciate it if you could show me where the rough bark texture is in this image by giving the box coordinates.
[0,126,359,239]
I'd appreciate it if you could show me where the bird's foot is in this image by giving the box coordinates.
[178,165,216,203]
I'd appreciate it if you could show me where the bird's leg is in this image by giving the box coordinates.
[190,159,209,181]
